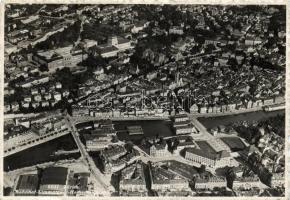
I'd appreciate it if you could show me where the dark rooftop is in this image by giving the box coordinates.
[220,137,246,151]
[40,167,68,186]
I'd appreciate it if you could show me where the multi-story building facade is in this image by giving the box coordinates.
[149,142,168,157]
[195,176,227,190]
[32,46,87,73]
[150,166,190,192]
[119,162,147,194]
[232,176,261,190]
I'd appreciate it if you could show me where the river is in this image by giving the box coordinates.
[4,134,80,171]
[197,110,285,129]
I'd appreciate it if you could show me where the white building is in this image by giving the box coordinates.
[53,92,62,102]
[185,141,232,169]
[92,36,132,58]
[195,176,227,190]
[169,26,184,35]
[232,176,261,190]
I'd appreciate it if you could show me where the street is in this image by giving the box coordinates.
[64,115,114,195]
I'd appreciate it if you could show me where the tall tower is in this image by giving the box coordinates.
[175,71,180,85]
[136,65,140,75]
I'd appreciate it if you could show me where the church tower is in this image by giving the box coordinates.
[175,71,180,84]
[136,65,140,74]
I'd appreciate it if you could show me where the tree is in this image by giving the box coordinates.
[125,141,134,152]
[225,167,236,189]
[39,64,49,72]
[205,44,216,53]
[198,164,206,174]
[172,138,179,151]
[112,135,118,143]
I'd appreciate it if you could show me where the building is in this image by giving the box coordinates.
[102,146,140,174]
[174,136,196,152]
[245,37,262,46]
[264,103,285,111]
[195,176,227,190]
[92,45,119,58]
[131,21,149,33]
[4,104,11,113]
[175,124,197,135]
[23,95,33,103]
[15,174,39,196]
[101,145,127,161]
[150,165,190,192]
[55,82,62,89]
[190,104,199,113]
[21,15,39,25]
[119,162,147,194]
[31,123,48,136]
[232,176,261,190]
[11,102,20,112]
[164,160,199,181]
[127,126,144,135]
[149,141,168,157]
[44,93,52,100]
[271,173,284,188]
[220,137,247,152]
[92,36,131,58]
[16,76,49,88]
[169,26,184,35]
[33,94,42,102]
[184,141,232,169]
[7,29,29,44]
[83,133,112,150]
[173,114,189,122]
[67,172,90,196]
[53,92,62,102]
[41,101,50,107]
[4,87,15,95]
[172,114,198,135]
[4,125,37,152]
[239,145,260,159]
[38,167,69,196]
[32,46,87,73]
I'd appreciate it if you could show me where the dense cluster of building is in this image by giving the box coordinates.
[15,166,93,196]
[101,145,141,174]
[76,119,117,150]
[4,113,69,155]
[119,161,147,196]
[4,4,285,197]
[172,114,199,135]
[15,167,69,196]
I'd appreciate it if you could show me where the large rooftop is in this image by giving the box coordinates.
[186,140,230,160]
[37,46,74,61]
[16,174,39,191]
[40,167,68,186]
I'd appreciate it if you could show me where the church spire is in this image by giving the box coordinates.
[136,65,140,74]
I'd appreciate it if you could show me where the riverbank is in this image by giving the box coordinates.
[4,134,80,171]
